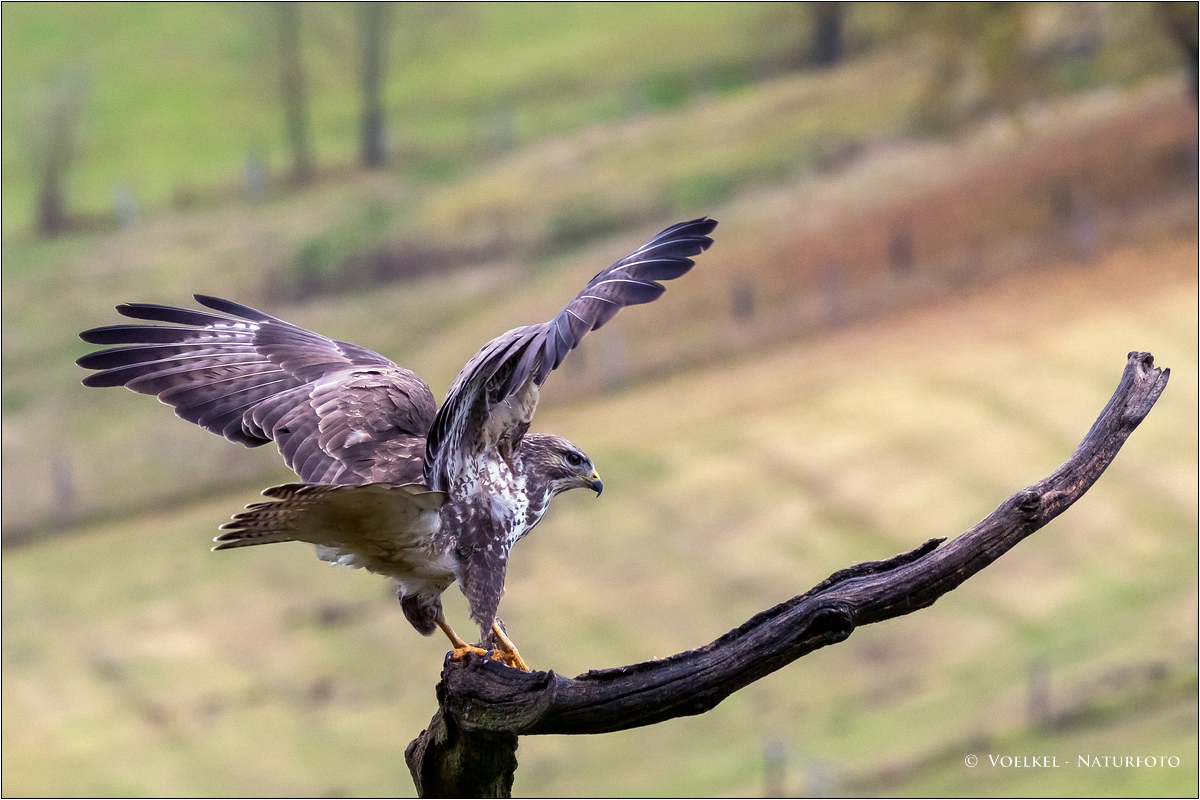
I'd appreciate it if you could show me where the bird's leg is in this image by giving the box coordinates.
[433,612,529,671]
[436,614,489,661]
[490,621,530,671]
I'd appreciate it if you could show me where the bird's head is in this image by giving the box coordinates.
[520,433,603,497]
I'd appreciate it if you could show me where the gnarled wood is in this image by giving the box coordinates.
[406,351,1169,797]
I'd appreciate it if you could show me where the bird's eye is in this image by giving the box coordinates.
[566,452,583,467]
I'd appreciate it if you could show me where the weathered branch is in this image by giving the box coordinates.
[407,351,1169,797]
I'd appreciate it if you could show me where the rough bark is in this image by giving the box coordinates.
[406,351,1169,797]
[405,708,517,799]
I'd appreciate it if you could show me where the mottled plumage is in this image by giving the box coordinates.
[78,217,717,667]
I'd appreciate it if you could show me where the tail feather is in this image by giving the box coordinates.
[212,533,294,550]
[211,481,446,556]
[214,504,300,550]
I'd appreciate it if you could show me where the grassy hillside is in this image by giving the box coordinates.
[3,238,1195,796]
[3,75,1193,536]
[1,3,1182,234]
[0,3,897,234]
[2,6,1195,796]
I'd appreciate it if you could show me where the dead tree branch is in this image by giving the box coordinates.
[406,351,1169,797]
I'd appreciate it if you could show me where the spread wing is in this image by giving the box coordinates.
[424,217,717,490]
[77,295,435,485]
[214,482,448,577]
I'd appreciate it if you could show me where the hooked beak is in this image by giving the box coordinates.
[587,470,603,496]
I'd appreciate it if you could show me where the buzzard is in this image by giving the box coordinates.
[77,217,717,670]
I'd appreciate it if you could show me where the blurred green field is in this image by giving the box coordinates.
[2,4,1196,796]
[1,3,1180,235]
[0,2,907,234]
[3,238,1196,796]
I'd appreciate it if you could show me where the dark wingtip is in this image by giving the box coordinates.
[194,294,276,322]
[193,293,232,310]
[677,216,718,240]
[661,216,717,253]
[78,324,142,345]
[79,370,121,388]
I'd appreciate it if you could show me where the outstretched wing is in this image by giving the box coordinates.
[77,295,436,485]
[424,217,717,490]
[214,482,449,578]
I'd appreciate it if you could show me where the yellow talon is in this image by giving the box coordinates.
[448,644,490,661]
[437,614,530,670]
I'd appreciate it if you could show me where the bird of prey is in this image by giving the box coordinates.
[77,217,717,670]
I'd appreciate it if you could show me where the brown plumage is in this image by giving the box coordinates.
[78,217,717,669]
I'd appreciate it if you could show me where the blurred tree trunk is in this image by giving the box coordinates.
[277,2,314,186]
[359,2,389,168]
[907,4,1039,133]
[908,3,969,135]
[37,140,70,236]
[1159,1,1198,103]
[810,2,846,68]
[978,4,1033,115]
[33,77,85,237]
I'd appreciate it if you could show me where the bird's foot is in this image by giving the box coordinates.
[446,644,529,671]
[487,646,530,672]
[448,644,491,661]
[440,617,531,670]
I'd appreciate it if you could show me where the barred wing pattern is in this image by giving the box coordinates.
[424,217,717,491]
[77,295,436,484]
